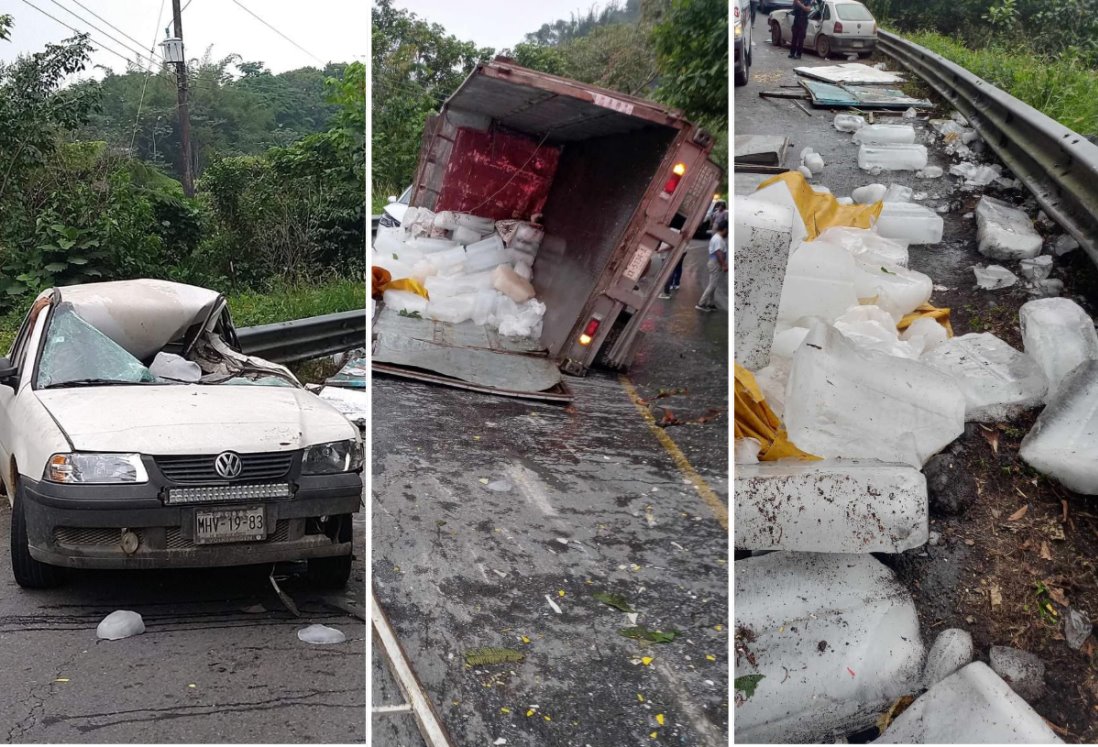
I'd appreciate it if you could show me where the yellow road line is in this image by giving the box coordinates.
[619,375,728,530]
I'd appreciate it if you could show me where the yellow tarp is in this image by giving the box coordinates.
[898,302,954,338]
[371,266,429,301]
[758,171,884,242]
[734,363,820,462]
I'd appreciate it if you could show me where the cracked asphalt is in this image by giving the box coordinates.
[371,243,729,746]
[0,500,366,743]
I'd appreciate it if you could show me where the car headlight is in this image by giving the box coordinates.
[378,212,399,228]
[45,453,148,484]
[302,440,361,475]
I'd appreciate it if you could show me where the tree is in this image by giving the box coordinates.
[650,0,728,125]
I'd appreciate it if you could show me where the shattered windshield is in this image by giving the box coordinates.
[37,304,157,388]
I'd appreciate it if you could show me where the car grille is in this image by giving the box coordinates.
[54,527,120,546]
[154,452,296,484]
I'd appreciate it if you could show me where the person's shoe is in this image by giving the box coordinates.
[695,304,712,311]
[788,53,796,58]
[658,292,671,299]
[671,284,680,290]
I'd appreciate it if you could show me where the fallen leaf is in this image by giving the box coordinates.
[656,714,665,726]
[734,674,764,698]
[990,508,1002,519]
[1045,584,1070,608]
[990,584,1003,608]
[877,694,916,733]
[478,478,489,484]
[55,678,70,683]
[593,591,635,613]
[1008,505,1028,521]
[619,626,678,643]
[982,429,1000,455]
[640,656,654,666]
[1039,542,1052,560]
[637,693,645,702]
[526,709,535,717]
[464,648,525,666]
[520,636,530,644]
[706,654,717,661]
[500,707,511,714]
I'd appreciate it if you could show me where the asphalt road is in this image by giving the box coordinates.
[0,498,366,743]
[371,245,729,746]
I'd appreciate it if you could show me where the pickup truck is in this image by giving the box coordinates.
[372,59,721,400]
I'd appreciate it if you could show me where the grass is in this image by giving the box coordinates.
[0,278,365,354]
[903,31,1098,138]
[371,183,403,215]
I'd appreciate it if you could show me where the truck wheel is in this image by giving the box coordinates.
[10,489,65,589]
[307,514,353,589]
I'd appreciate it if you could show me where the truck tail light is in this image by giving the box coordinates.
[663,162,687,195]
[834,21,844,33]
[579,318,600,346]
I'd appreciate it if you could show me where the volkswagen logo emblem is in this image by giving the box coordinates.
[214,451,243,479]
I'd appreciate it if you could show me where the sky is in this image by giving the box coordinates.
[394,0,614,51]
[1,0,367,78]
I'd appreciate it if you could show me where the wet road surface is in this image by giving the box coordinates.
[371,243,729,746]
[0,501,366,743]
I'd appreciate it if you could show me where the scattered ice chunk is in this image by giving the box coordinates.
[1030,278,1064,297]
[882,184,914,203]
[754,360,790,418]
[452,225,483,246]
[424,294,476,324]
[852,183,888,204]
[902,107,917,119]
[1018,255,1053,282]
[783,323,966,467]
[853,124,917,145]
[1064,608,1092,650]
[949,162,1001,187]
[1052,234,1080,256]
[777,242,859,324]
[1020,361,1098,494]
[801,148,825,174]
[382,289,429,316]
[922,629,974,687]
[834,113,867,132]
[973,264,1018,290]
[858,144,928,172]
[492,265,536,303]
[735,197,796,370]
[817,226,909,267]
[876,663,1061,744]
[1019,298,1098,400]
[851,259,933,322]
[734,438,762,465]
[902,316,948,354]
[797,165,813,179]
[916,166,944,178]
[734,552,924,743]
[150,352,201,383]
[485,480,512,492]
[951,111,970,126]
[770,326,811,361]
[836,196,854,205]
[875,202,944,245]
[513,261,533,281]
[734,460,928,553]
[497,298,546,338]
[922,333,1048,422]
[834,305,922,358]
[97,610,145,640]
[297,624,347,645]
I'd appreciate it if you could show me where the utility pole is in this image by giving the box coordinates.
[171,0,194,196]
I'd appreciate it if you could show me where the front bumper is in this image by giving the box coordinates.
[21,472,362,569]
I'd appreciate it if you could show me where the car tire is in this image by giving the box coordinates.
[10,487,66,589]
[816,34,831,58]
[735,44,750,86]
[770,21,782,47]
[306,514,353,589]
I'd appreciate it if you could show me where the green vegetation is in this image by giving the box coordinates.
[227,278,365,328]
[0,13,364,320]
[901,31,1098,138]
[371,0,729,200]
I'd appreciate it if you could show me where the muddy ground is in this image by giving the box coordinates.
[737,28,1098,741]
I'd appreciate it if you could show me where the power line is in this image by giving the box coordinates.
[130,0,168,152]
[61,0,162,61]
[43,0,160,65]
[17,0,143,66]
[229,0,324,65]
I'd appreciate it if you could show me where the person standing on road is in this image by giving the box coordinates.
[789,0,813,59]
[696,218,728,311]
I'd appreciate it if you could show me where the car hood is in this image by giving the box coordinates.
[35,385,356,454]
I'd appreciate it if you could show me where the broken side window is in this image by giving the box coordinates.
[36,304,157,388]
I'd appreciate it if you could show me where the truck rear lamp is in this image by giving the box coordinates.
[834,21,844,33]
[663,162,687,194]
[579,318,601,346]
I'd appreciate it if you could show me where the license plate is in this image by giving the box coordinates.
[852,41,864,47]
[195,506,267,544]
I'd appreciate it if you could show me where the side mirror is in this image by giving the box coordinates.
[0,357,17,385]
[387,195,397,203]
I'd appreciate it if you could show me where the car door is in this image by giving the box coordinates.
[806,3,825,45]
[0,304,42,496]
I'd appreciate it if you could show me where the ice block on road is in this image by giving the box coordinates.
[1019,297,1098,401]
[975,196,1043,260]
[735,197,796,369]
[858,144,928,172]
[1020,361,1098,494]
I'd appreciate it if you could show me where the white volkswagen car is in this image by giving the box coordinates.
[770,0,877,58]
[1,280,363,589]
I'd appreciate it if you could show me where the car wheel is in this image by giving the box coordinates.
[771,21,782,47]
[306,514,353,588]
[816,34,831,58]
[735,47,750,86]
[10,487,65,589]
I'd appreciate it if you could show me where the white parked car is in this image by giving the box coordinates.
[378,185,412,229]
[1,279,363,588]
[770,0,877,59]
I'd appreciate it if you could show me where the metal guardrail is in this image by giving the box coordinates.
[236,309,366,364]
[371,214,380,240]
[877,30,1098,268]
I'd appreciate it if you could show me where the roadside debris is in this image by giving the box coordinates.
[297,624,347,645]
[834,113,866,132]
[1020,361,1098,494]
[1018,255,1053,282]
[858,144,929,173]
[270,571,301,617]
[975,196,1042,260]
[853,124,916,145]
[96,610,145,641]
[1064,608,1093,650]
[593,591,634,613]
[464,647,524,666]
[973,264,1018,290]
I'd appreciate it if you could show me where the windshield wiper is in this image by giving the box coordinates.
[42,378,153,389]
